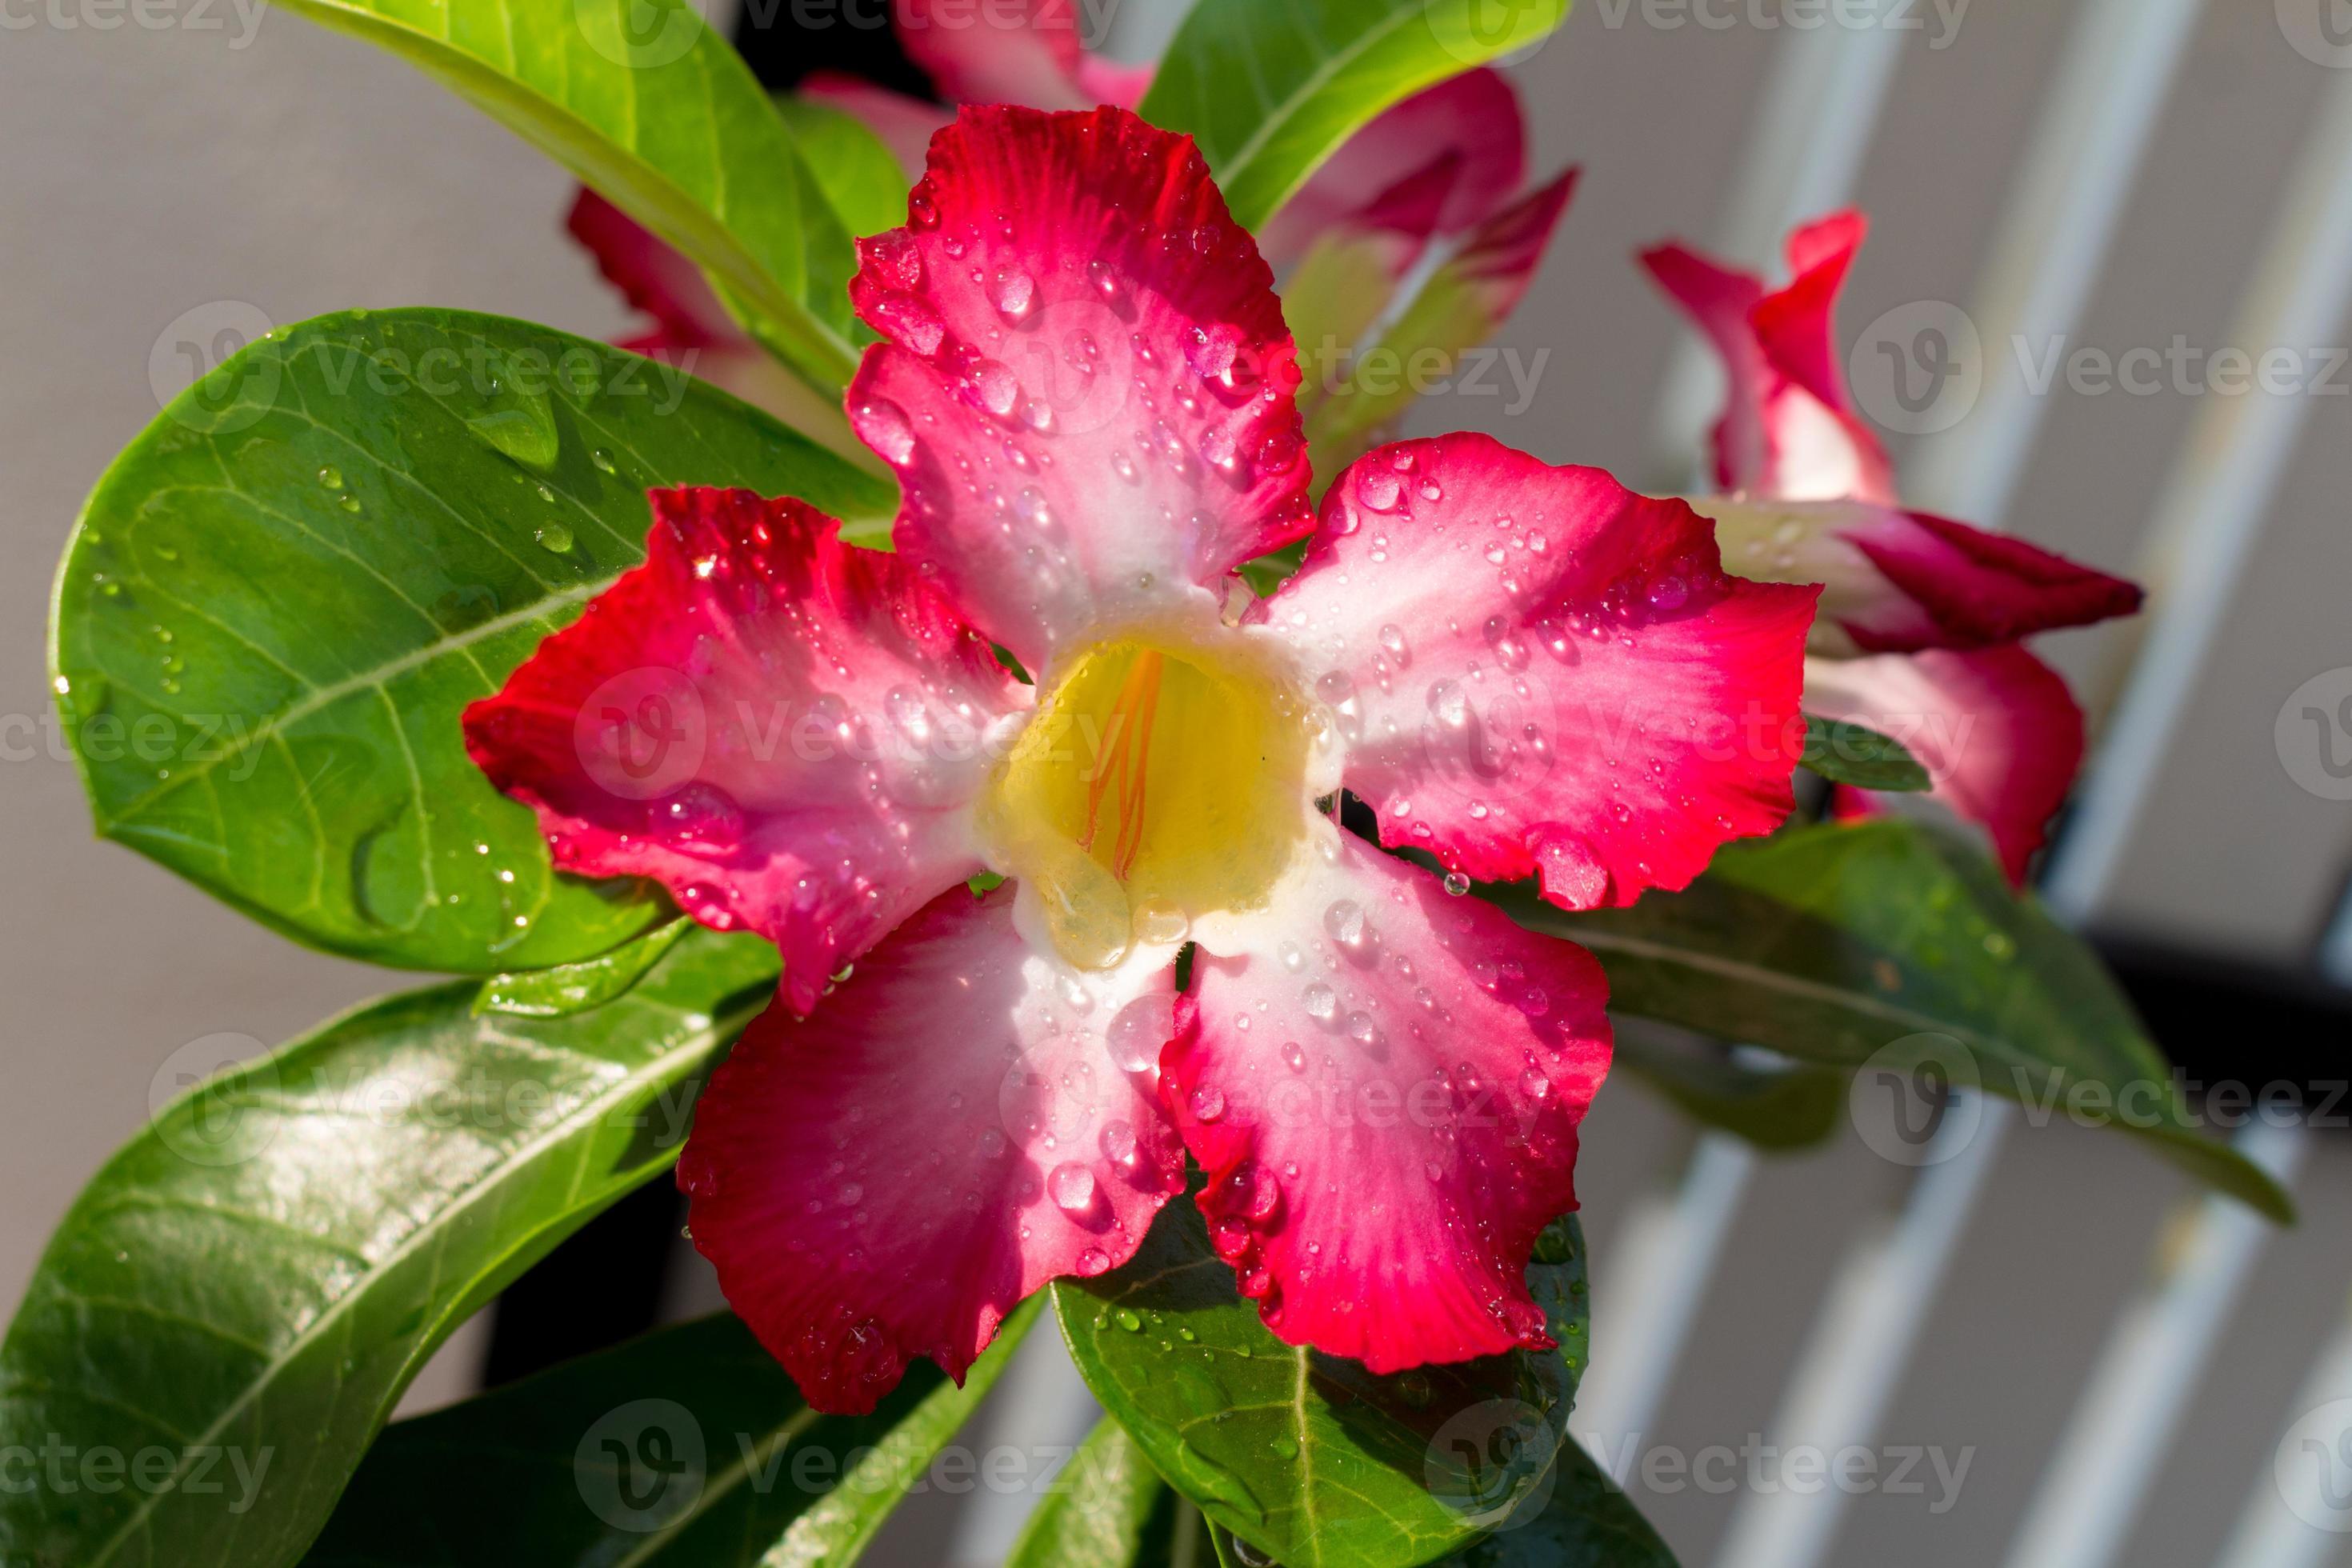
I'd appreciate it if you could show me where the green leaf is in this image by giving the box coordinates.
[1799,716,1931,792]
[300,1301,1035,1567]
[53,308,894,971]
[476,917,693,1018]
[1542,821,2294,1221]
[776,94,912,243]
[1053,1201,1589,1568]
[0,930,781,1568]
[1141,0,1572,231]
[1614,1022,1844,1153]
[1434,1442,1678,1566]
[274,0,858,390]
[1007,1418,1181,1568]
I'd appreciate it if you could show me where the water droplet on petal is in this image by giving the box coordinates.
[1188,1084,1226,1122]
[1322,899,1366,948]
[1048,1162,1098,1213]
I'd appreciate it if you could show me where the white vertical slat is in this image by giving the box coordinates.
[1573,1131,1758,1461]
[1708,1106,2012,1568]
[2214,1292,2352,1568]
[2042,70,2352,921]
[1594,12,1910,1457]
[1998,1121,2310,1568]
[1903,0,2208,523]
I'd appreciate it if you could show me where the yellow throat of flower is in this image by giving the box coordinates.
[980,635,1313,970]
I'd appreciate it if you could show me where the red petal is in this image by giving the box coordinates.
[1162,830,1609,1371]
[565,189,742,356]
[462,488,1027,1012]
[1258,70,1528,267]
[680,884,1187,1414]
[897,0,1093,108]
[1803,646,2086,885]
[1642,211,1895,503]
[1265,434,1818,910]
[846,105,1314,669]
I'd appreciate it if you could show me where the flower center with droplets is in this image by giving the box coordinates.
[979,635,1313,969]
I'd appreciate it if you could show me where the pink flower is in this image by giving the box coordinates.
[1643,213,2142,881]
[469,106,1818,1414]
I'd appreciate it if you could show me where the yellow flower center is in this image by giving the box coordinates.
[980,634,1314,969]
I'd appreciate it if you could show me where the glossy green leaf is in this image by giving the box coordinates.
[1434,1443,1678,1566]
[1799,716,1931,792]
[1614,1022,1844,1153]
[776,94,911,243]
[1053,1202,1589,1568]
[1007,1418,1186,1568]
[274,0,858,390]
[54,308,894,971]
[300,1301,1034,1567]
[1141,0,1573,232]
[476,917,692,1018]
[0,930,781,1568]
[1542,821,2293,1220]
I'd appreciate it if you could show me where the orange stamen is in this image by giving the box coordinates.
[1076,649,1164,879]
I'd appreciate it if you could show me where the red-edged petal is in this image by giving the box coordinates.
[1701,497,2144,654]
[1262,434,1818,910]
[896,0,1091,107]
[1441,166,1578,330]
[847,105,1314,669]
[566,188,743,355]
[1258,70,1528,268]
[800,73,953,178]
[462,488,1027,1013]
[1802,646,2086,885]
[1642,211,1895,504]
[680,883,1186,1414]
[1162,828,1609,1371]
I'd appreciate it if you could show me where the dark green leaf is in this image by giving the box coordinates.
[301,1301,1035,1566]
[1799,716,1931,791]
[1613,1022,1844,1153]
[54,308,893,971]
[0,930,779,1568]
[1053,1202,1590,1568]
[1541,821,2293,1220]
[1142,0,1572,231]
[274,0,858,390]
[1434,1442,1678,1566]
[476,918,692,1018]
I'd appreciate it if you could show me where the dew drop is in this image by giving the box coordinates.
[1442,870,1471,896]
[853,398,918,466]
[1189,1084,1226,1122]
[1106,992,1178,1074]
[1075,1245,1112,1276]
[1131,897,1189,945]
[988,266,1036,321]
[1356,467,1403,512]
[534,520,575,554]
[1322,899,1366,948]
[1426,679,1468,727]
[1302,982,1338,1021]
[1048,1162,1098,1213]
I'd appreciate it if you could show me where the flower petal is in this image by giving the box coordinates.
[1642,211,1895,504]
[1258,69,1528,268]
[1162,826,1609,1371]
[462,487,1028,1013]
[1698,497,2144,654]
[846,105,1314,670]
[896,0,1091,109]
[680,882,1187,1414]
[1263,434,1818,910]
[800,72,953,178]
[1802,646,2086,885]
[566,188,742,356]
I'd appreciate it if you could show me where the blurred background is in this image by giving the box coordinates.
[5,0,2351,1563]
